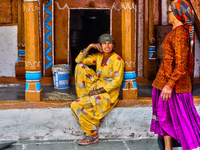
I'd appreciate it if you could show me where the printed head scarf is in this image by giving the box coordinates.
[98,34,115,44]
[171,0,195,76]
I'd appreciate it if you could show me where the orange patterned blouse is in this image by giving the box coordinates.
[152,25,192,93]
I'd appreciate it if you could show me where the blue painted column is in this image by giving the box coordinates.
[24,0,42,101]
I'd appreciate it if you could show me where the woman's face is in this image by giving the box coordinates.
[168,5,176,24]
[101,41,115,53]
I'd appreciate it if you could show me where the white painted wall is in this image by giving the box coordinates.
[0,26,18,77]
[194,31,200,78]
[161,0,168,25]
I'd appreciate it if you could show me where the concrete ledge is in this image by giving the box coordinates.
[1,106,200,141]
[0,107,154,140]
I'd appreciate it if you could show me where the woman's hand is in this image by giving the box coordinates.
[88,90,98,97]
[88,88,106,96]
[161,85,172,101]
[86,43,102,52]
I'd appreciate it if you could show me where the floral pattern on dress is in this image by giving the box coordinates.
[72,51,124,136]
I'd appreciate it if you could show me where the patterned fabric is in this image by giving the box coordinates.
[151,87,200,150]
[152,25,192,93]
[171,0,195,76]
[71,51,124,136]
[98,34,115,44]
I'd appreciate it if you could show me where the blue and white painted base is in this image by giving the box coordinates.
[123,71,137,90]
[149,46,156,60]
[25,71,42,92]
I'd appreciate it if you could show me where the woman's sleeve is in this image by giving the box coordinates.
[166,29,189,89]
[75,50,97,65]
[104,57,124,93]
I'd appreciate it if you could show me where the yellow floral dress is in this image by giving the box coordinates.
[71,50,124,136]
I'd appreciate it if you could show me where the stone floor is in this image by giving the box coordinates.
[2,139,182,150]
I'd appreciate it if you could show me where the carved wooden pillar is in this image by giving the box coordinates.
[15,0,26,78]
[24,0,42,101]
[148,0,156,78]
[121,0,137,100]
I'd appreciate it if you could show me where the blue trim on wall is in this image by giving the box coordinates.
[44,0,53,69]
[25,72,42,81]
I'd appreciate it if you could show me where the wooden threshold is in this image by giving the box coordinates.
[0,96,200,110]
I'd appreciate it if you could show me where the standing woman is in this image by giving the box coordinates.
[71,34,124,145]
[151,0,200,150]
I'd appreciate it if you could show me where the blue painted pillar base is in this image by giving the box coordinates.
[25,71,42,101]
[123,71,138,99]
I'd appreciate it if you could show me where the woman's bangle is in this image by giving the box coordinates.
[83,48,88,54]
[96,89,100,94]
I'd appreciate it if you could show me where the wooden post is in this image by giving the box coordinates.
[15,0,26,79]
[24,0,42,101]
[148,0,156,78]
[121,0,137,100]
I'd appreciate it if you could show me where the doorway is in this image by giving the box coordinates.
[70,9,110,74]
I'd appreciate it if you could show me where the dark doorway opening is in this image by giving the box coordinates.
[70,10,110,74]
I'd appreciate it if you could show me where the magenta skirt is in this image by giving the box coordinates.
[151,87,200,150]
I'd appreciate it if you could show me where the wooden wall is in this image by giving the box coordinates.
[0,0,18,26]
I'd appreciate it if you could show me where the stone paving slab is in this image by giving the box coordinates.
[3,139,182,150]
